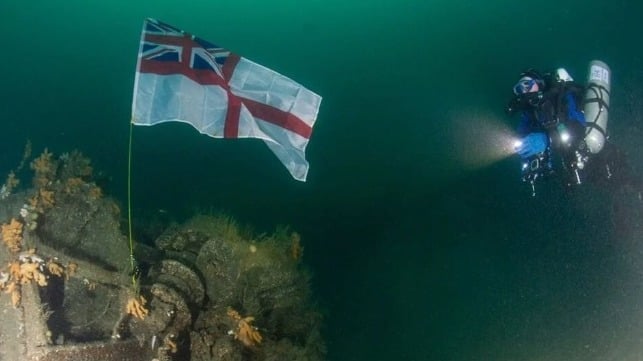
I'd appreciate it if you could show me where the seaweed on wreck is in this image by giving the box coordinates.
[154,214,327,361]
[0,146,326,361]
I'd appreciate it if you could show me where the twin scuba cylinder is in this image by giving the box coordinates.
[583,60,611,154]
[519,60,611,194]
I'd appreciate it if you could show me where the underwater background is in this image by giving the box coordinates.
[1,0,643,360]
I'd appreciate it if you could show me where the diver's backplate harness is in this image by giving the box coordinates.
[508,61,611,196]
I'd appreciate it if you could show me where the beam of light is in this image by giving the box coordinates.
[447,107,520,171]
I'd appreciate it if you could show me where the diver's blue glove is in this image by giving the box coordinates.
[516,132,548,159]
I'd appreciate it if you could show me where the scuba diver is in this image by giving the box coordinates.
[506,61,641,197]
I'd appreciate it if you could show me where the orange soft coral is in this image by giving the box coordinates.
[164,335,178,354]
[31,148,56,188]
[88,184,102,199]
[126,295,149,320]
[19,262,48,287]
[28,188,55,212]
[1,218,23,253]
[65,262,78,280]
[46,260,64,277]
[227,308,262,347]
[5,281,21,307]
[3,260,45,308]
[8,261,21,280]
[2,250,66,307]
[39,189,55,209]
[64,177,85,194]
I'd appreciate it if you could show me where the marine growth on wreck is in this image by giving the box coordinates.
[0,145,327,361]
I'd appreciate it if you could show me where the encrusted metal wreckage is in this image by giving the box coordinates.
[0,147,326,361]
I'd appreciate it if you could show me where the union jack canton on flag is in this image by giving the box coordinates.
[131,18,322,181]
